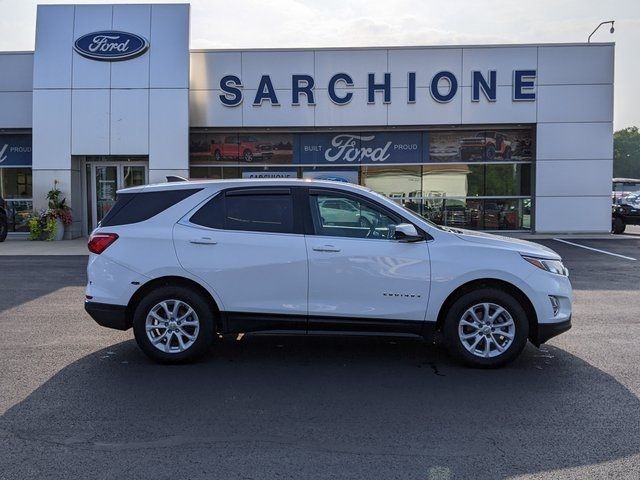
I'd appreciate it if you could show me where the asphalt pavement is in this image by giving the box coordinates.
[0,238,639,479]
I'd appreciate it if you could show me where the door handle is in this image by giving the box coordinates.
[312,245,341,252]
[189,237,217,245]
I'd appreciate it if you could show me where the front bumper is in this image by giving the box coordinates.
[537,317,571,345]
[85,301,129,330]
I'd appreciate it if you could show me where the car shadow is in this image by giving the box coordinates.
[1,334,638,479]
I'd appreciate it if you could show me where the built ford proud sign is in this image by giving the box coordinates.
[74,31,149,61]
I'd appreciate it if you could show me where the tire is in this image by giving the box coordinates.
[243,149,253,162]
[443,288,529,368]
[0,215,7,242]
[612,217,626,234]
[214,149,222,162]
[132,285,215,364]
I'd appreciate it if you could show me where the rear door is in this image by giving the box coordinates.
[305,188,431,332]
[173,187,308,332]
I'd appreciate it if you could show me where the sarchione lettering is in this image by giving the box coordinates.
[220,69,537,106]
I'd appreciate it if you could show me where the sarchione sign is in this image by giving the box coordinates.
[219,70,537,107]
[74,31,149,61]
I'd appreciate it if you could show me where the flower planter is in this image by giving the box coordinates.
[54,218,65,241]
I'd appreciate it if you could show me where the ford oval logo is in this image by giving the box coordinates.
[74,31,149,61]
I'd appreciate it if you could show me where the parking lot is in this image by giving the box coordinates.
[0,237,639,479]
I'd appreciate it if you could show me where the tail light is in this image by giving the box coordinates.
[88,233,119,254]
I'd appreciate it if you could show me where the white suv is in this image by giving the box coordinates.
[85,179,572,367]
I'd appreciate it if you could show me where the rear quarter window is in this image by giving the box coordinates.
[100,188,202,227]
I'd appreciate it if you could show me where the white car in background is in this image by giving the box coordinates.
[85,179,572,367]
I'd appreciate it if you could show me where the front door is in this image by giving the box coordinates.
[88,162,147,233]
[305,189,431,331]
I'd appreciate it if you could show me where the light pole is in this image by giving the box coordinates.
[588,20,615,43]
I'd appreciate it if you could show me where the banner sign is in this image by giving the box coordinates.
[0,135,32,167]
[293,132,427,165]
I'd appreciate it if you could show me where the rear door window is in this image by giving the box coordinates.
[189,188,297,234]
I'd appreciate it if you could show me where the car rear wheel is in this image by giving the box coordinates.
[443,288,528,368]
[612,217,626,234]
[243,149,253,162]
[133,286,215,364]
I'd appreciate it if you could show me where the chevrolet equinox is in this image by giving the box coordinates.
[85,179,572,367]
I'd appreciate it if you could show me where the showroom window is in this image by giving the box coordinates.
[0,134,32,233]
[190,128,534,231]
[0,168,33,233]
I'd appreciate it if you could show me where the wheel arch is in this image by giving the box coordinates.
[126,275,222,332]
[434,278,539,345]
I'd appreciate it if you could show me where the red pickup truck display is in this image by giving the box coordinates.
[211,135,273,163]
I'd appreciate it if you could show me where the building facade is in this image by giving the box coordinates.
[0,3,614,237]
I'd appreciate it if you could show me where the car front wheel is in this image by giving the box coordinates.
[612,217,626,234]
[443,288,529,368]
[133,286,215,364]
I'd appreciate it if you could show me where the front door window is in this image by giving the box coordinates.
[310,193,399,240]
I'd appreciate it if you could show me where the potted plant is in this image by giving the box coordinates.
[46,182,73,241]
[27,181,73,241]
[27,211,58,241]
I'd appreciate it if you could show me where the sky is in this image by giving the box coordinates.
[1,0,638,129]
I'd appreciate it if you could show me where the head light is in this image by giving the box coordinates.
[522,255,569,276]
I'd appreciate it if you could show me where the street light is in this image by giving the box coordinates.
[588,20,615,43]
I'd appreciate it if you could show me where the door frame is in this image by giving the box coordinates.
[83,160,148,235]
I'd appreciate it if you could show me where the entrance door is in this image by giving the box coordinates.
[88,162,147,232]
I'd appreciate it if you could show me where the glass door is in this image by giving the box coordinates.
[95,165,118,226]
[88,162,148,233]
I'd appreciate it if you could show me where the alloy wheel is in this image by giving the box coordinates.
[145,299,200,354]
[458,302,515,358]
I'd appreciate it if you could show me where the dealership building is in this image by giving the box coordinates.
[0,3,614,237]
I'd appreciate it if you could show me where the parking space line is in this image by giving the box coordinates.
[552,238,637,261]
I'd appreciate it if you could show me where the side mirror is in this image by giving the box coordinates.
[394,223,423,242]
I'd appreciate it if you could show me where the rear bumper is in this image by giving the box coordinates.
[85,301,129,331]
[537,317,571,345]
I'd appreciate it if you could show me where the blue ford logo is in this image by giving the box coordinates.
[74,31,149,61]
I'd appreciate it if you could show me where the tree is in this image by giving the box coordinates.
[614,126,640,178]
